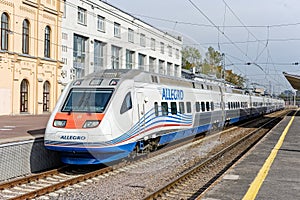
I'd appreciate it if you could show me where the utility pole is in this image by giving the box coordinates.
[222,53,225,82]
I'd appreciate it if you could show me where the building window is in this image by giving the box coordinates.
[160,42,164,54]
[97,15,105,32]
[168,45,172,57]
[151,38,155,51]
[62,32,68,40]
[43,81,50,112]
[159,59,165,74]
[114,22,121,38]
[22,19,30,54]
[128,28,134,43]
[62,58,67,65]
[126,49,134,69]
[175,49,180,59]
[111,45,121,69]
[175,64,180,77]
[20,79,29,113]
[138,53,146,70]
[167,62,172,76]
[73,34,87,78]
[94,40,105,72]
[44,26,51,58]
[140,33,146,47]
[77,7,87,25]
[149,57,156,73]
[1,13,9,50]
[62,45,68,52]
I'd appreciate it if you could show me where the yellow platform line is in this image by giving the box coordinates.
[242,110,297,200]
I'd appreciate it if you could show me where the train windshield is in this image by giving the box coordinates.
[62,88,114,113]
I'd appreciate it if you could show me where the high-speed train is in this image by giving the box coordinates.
[44,69,284,165]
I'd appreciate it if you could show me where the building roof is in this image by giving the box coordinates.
[283,72,300,90]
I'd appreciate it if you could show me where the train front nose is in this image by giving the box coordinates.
[52,112,104,129]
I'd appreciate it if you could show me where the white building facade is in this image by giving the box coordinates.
[61,0,182,84]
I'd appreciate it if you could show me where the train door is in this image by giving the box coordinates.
[219,86,226,127]
[137,92,146,129]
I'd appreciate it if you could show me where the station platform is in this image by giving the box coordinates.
[202,109,300,200]
[0,114,50,144]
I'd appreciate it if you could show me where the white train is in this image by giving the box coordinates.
[44,69,284,164]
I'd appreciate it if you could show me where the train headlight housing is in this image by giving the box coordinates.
[53,120,67,128]
[83,120,100,128]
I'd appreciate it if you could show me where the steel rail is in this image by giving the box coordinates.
[144,110,288,200]
[7,166,113,200]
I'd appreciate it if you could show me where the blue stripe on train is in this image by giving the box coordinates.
[49,142,137,165]
[158,124,211,145]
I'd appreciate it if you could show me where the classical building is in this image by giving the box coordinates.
[0,0,63,115]
[61,0,182,84]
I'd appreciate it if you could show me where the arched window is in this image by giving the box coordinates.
[1,13,9,50]
[22,19,29,54]
[20,79,29,112]
[44,26,51,58]
[43,81,50,112]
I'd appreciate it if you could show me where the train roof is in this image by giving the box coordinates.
[75,69,282,99]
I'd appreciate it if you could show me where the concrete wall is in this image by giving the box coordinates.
[0,138,61,181]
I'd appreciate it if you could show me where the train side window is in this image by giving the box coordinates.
[171,102,177,115]
[201,102,205,112]
[161,102,168,116]
[154,102,159,116]
[120,92,132,114]
[211,102,214,111]
[186,102,192,113]
[196,102,200,112]
[206,102,210,111]
[228,102,231,109]
[179,102,185,114]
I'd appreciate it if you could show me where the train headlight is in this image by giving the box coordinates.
[83,120,100,128]
[53,120,67,128]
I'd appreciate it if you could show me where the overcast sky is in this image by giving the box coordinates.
[107,0,300,93]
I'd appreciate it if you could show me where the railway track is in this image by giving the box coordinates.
[143,110,288,200]
[0,166,113,200]
[0,110,289,200]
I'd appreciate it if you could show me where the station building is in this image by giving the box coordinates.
[60,0,183,84]
[0,0,63,115]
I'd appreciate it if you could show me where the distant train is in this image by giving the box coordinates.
[44,69,284,165]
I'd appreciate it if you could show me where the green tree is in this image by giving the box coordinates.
[203,46,222,78]
[181,46,202,71]
[225,70,245,87]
